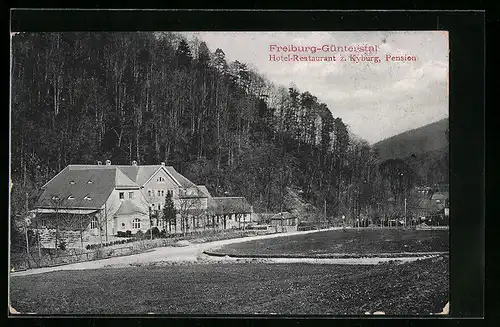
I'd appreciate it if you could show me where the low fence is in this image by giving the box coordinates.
[415,225,449,231]
[297,222,337,231]
[10,246,138,271]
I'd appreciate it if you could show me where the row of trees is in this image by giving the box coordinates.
[11,32,448,251]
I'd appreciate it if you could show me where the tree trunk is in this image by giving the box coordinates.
[55,223,59,254]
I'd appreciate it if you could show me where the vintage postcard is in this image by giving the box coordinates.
[9,30,449,315]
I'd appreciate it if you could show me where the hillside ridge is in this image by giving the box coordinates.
[373,118,449,160]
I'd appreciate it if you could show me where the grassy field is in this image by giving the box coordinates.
[210,229,449,256]
[10,255,448,315]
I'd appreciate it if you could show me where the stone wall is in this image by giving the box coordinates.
[37,228,89,249]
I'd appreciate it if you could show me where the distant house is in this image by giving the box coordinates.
[269,212,298,233]
[212,197,253,229]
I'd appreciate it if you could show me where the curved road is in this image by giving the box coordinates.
[10,228,340,277]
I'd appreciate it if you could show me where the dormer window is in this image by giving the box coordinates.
[84,195,92,201]
[68,195,75,200]
[70,181,75,185]
[87,180,93,184]
[52,196,60,200]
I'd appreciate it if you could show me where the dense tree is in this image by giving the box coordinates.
[162,191,177,233]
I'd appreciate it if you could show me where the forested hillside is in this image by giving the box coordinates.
[373,118,449,185]
[373,118,448,160]
[10,32,445,226]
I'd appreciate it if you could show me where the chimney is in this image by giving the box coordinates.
[132,160,137,166]
[97,161,102,165]
[161,162,165,166]
[105,160,111,166]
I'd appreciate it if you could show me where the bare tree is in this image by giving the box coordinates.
[94,202,118,247]
[177,189,206,235]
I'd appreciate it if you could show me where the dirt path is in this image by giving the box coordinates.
[10,227,341,277]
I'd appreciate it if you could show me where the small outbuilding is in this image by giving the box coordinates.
[269,212,298,233]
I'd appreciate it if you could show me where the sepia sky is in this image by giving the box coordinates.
[182,31,448,144]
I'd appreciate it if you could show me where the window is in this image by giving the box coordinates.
[157,176,165,183]
[157,204,160,211]
[68,195,75,200]
[157,190,161,196]
[129,192,134,199]
[132,218,141,229]
[119,192,124,200]
[148,190,151,197]
[90,217,98,229]
[84,195,92,201]
[52,196,59,200]
[161,190,165,196]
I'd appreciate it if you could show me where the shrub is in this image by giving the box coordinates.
[126,230,132,237]
[86,244,91,250]
[150,227,160,238]
[95,248,103,259]
[117,231,126,237]
[135,230,144,239]
[58,240,67,251]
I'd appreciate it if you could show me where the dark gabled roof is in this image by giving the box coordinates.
[212,197,252,214]
[115,200,148,216]
[117,165,196,188]
[196,185,212,197]
[207,198,223,214]
[117,165,163,186]
[35,166,120,209]
[178,186,209,200]
[415,198,432,209]
[165,166,197,188]
[115,168,141,189]
[196,185,222,214]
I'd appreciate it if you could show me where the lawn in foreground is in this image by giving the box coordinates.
[10,256,448,315]
[211,229,449,256]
